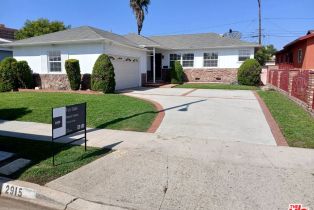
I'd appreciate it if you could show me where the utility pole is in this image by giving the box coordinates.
[258,0,262,45]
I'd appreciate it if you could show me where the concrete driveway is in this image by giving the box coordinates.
[125,88,276,145]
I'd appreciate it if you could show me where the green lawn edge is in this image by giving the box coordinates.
[258,90,314,149]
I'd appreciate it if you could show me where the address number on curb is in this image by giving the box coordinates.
[1,183,36,199]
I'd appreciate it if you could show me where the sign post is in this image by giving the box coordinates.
[51,103,87,166]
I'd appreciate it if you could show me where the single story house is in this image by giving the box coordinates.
[1,26,258,90]
[0,24,16,61]
[276,30,314,70]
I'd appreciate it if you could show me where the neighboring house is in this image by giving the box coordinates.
[0,24,16,61]
[276,30,314,70]
[1,26,258,90]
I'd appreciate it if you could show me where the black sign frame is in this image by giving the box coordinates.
[51,102,87,166]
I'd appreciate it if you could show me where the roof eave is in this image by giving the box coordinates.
[159,45,259,51]
[1,38,148,51]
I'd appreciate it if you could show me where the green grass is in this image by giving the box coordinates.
[0,92,157,132]
[175,83,259,90]
[258,90,314,149]
[0,136,111,185]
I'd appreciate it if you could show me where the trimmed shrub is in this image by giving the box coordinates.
[237,59,262,86]
[65,59,81,90]
[91,54,115,93]
[0,57,17,92]
[16,61,33,89]
[171,61,184,84]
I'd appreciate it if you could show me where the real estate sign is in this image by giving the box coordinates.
[52,103,86,139]
[51,102,87,166]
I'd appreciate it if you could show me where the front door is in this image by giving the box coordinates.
[150,53,162,80]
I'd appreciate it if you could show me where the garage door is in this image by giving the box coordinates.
[111,56,140,90]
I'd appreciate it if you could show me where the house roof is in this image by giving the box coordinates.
[0,24,17,41]
[147,33,259,50]
[2,26,141,49]
[124,33,160,47]
[280,31,314,50]
[1,26,258,50]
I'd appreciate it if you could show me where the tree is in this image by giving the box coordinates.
[65,59,81,90]
[171,61,184,84]
[255,45,277,66]
[130,0,150,35]
[0,58,17,92]
[91,54,115,93]
[15,18,70,40]
[237,59,262,86]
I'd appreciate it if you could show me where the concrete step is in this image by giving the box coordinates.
[0,158,31,176]
[0,151,15,162]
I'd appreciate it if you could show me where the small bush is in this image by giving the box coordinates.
[237,59,262,86]
[171,61,184,84]
[0,57,17,92]
[91,54,115,93]
[16,61,33,89]
[65,59,81,90]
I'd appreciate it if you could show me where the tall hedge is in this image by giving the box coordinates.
[65,59,81,90]
[16,61,33,89]
[171,61,184,84]
[91,54,115,93]
[0,57,17,92]
[237,59,262,86]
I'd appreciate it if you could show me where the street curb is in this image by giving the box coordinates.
[0,177,126,210]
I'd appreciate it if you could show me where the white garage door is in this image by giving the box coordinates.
[111,57,140,90]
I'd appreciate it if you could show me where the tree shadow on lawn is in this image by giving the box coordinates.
[93,99,207,130]
[0,108,32,123]
[0,136,111,185]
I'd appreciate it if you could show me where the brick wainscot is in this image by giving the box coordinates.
[184,68,238,83]
[33,74,91,90]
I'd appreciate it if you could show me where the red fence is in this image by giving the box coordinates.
[267,69,314,111]
[279,71,289,92]
[291,71,309,103]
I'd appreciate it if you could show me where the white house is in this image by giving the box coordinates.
[1,26,258,90]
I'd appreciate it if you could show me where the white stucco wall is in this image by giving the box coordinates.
[12,41,148,87]
[159,47,255,69]
[13,43,103,74]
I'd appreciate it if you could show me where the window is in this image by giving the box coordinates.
[48,51,61,72]
[238,49,250,61]
[182,53,194,67]
[298,49,303,64]
[204,52,218,67]
[170,54,181,67]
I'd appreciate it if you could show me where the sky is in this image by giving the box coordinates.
[1,0,313,49]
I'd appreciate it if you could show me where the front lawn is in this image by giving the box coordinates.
[175,83,259,90]
[0,92,157,132]
[258,91,314,149]
[0,136,110,185]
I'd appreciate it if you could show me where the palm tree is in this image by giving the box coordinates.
[130,0,151,35]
